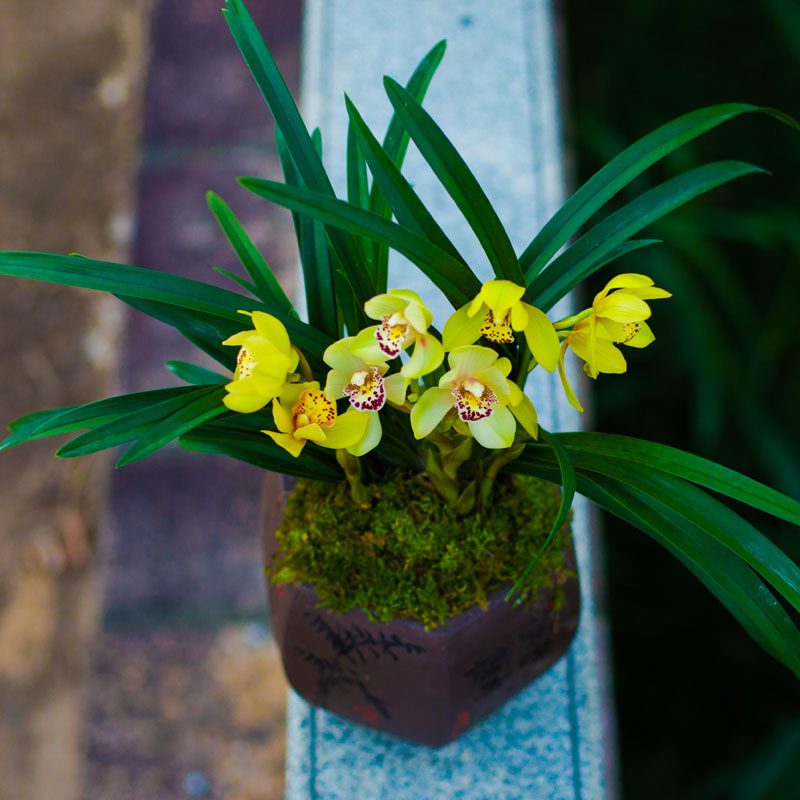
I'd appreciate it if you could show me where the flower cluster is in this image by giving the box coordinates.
[222,275,669,459]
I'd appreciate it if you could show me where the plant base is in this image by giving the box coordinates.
[262,482,580,747]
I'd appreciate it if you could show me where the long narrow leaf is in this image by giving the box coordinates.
[179,426,342,482]
[206,191,294,311]
[371,40,447,289]
[582,472,800,675]
[514,453,800,674]
[275,129,339,338]
[556,432,800,526]
[223,0,372,296]
[506,428,576,598]
[346,95,468,267]
[384,76,524,285]
[520,103,798,278]
[0,252,255,318]
[56,387,220,459]
[32,387,201,437]
[117,388,227,466]
[165,361,228,385]
[527,161,765,310]
[566,450,800,619]
[2,407,75,450]
[239,178,480,309]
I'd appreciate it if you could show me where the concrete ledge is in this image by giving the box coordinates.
[287,1,617,798]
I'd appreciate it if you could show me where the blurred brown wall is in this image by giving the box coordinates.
[0,2,152,798]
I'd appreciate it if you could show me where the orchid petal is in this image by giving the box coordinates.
[324,369,349,400]
[557,341,584,413]
[250,311,292,355]
[510,301,529,331]
[624,321,655,349]
[271,398,293,434]
[264,430,306,457]
[594,293,652,322]
[480,280,525,314]
[628,287,672,300]
[495,357,512,377]
[364,293,406,319]
[468,405,516,449]
[346,410,382,456]
[323,338,366,373]
[319,407,370,450]
[402,333,445,378]
[402,302,430,333]
[442,303,484,350]
[410,386,454,439]
[509,392,539,439]
[467,295,485,318]
[477,366,510,397]
[522,304,560,372]
[384,373,409,405]
[448,345,499,378]
[222,393,269,414]
[594,273,655,303]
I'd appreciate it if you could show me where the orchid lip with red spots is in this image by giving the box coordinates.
[343,366,387,412]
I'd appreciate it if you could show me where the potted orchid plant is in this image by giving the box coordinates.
[3,0,800,745]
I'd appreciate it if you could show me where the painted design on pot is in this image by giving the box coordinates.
[464,645,512,695]
[298,611,428,722]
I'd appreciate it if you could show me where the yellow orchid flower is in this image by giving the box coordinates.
[410,345,539,449]
[323,336,408,457]
[363,289,444,378]
[264,381,369,458]
[442,279,560,372]
[555,273,671,412]
[221,310,300,413]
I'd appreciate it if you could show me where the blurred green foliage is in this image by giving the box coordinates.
[565,0,800,796]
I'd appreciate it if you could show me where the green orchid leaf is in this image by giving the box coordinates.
[213,267,259,296]
[206,191,294,311]
[239,178,480,309]
[275,128,339,339]
[117,294,241,370]
[528,161,765,311]
[223,0,371,296]
[165,361,229,385]
[582,471,800,677]
[0,251,258,318]
[179,426,342,482]
[0,251,329,367]
[1,407,76,450]
[117,293,329,376]
[346,116,374,277]
[556,432,800,526]
[116,387,228,467]
[520,103,799,280]
[55,387,222,459]
[32,387,202,437]
[567,450,800,620]
[383,76,525,286]
[347,116,371,212]
[514,453,800,676]
[506,427,575,599]
[237,180,375,313]
[371,39,447,289]
[345,94,467,268]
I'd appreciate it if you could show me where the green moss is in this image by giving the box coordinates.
[268,472,574,629]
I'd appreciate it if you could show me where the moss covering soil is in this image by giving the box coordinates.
[268,472,573,630]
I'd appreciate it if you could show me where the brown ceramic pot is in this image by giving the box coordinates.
[262,477,581,747]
